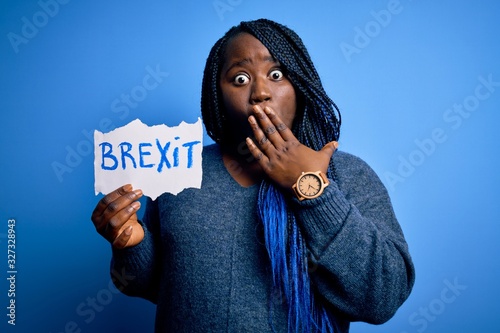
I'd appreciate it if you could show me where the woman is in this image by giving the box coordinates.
[91,19,415,333]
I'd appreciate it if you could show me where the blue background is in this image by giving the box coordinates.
[1,0,499,332]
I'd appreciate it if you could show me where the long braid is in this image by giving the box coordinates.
[201,19,341,332]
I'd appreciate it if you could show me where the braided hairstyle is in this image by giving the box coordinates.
[201,19,341,332]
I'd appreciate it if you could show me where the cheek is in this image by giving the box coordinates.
[221,85,248,120]
[277,85,297,128]
[224,100,248,126]
[220,88,253,141]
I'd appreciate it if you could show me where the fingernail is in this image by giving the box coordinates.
[131,201,141,210]
[133,189,143,196]
[124,184,133,191]
[248,116,256,124]
[333,141,339,149]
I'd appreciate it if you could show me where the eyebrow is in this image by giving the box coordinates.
[223,56,278,75]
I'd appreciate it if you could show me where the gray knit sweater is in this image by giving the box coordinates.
[111,144,415,332]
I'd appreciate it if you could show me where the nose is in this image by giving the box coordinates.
[250,77,271,105]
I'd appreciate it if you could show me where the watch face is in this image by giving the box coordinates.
[297,173,322,197]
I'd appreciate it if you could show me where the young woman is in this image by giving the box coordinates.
[91,19,415,333]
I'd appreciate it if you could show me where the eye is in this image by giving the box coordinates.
[269,69,284,81]
[233,74,250,86]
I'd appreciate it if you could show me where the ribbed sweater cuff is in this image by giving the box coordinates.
[291,180,351,256]
[111,226,155,272]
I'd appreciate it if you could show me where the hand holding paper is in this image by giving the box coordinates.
[91,184,145,249]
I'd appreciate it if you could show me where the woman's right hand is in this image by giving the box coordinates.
[91,184,145,249]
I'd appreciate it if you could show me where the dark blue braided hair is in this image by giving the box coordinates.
[201,18,341,332]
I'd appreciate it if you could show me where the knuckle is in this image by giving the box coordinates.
[277,123,287,131]
[289,140,300,148]
[278,145,289,153]
[259,136,268,145]
[117,186,128,195]
[106,201,120,213]
[101,195,113,206]
[265,126,276,135]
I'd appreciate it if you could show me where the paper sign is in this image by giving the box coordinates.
[94,118,203,199]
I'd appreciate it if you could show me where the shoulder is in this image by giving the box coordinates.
[332,150,375,176]
[331,150,388,197]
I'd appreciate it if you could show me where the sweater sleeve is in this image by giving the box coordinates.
[110,198,161,304]
[291,153,415,324]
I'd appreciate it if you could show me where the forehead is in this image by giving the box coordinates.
[222,32,275,65]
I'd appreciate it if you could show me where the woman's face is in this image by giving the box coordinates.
[219,32,297,147]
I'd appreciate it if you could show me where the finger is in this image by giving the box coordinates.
[320,141,339,160]
[262,106,295,141]
[112,225,133,249]
[104,200,141,241]
[252,105,284,148]
[91,184,133,221]
[248,114,274,152]
[94,189,142,234]
[246,137,270,165]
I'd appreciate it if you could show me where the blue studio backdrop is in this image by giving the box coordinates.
[1,0,499,332]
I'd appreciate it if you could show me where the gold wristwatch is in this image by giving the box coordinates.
[292,171,329,201]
